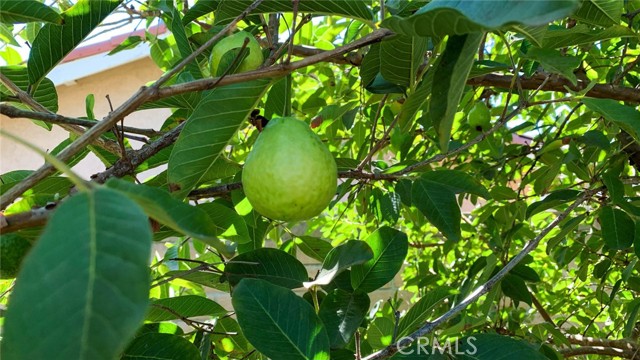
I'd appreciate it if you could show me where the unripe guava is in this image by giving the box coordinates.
[468,102,491,132]
[242,117,337,221]
[0,234,33,279]
[210,31,263,76]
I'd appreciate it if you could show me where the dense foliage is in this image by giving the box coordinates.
[1,0,640,359]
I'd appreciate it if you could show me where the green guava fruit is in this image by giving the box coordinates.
[0,234,33,279]
[242,117,338,221]
[468,102,491,132]
[210,31,263,76]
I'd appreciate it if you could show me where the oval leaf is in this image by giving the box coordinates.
[318,289,370,349]
[1,188,152,360]
[121,333,201,360]
[600,206,635,250]
[0,0,63,24]
[232,278,330,360]
[351,226,408,293]
[147,295,228,322]
[304,240,373,288]
[224,248,309,289]
[412,179,461,241]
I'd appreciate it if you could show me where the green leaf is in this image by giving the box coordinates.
[582,98,640,142]
[224,248,309,289]
[412,179,461,241]
[0,23,20,46]
[121,333,201,360]
[457,333,547,360]
[147,295,228,322]
[526,189,580,219]
[107,35,143,55]
[351,226,408,293]
[106,179,218,241]
[318,290,370,349]
[212,317,251,356]
[397,287,452,337]
[0,0,63,24]
[381,0,578,37]
[168,79,272,198]
[304,240,373,288]
[572,0,622,27]
[380,35,429,88]
[429,33,483,151]
[295,236,334,262]
[523,48,582,85]
[360,43,408,94]
[232,278,330,360]
[1,188,152,360]
[540,24,637,48]
[397,73,433,132]
[212,0,373,25]
[501,274,533,306]
[160,2,201,78]
[0,66,58,114]
[198,202,251,244]
[265,75,292,118]
[420,170,490,198]
[600,206,635,250]
[27,0,121,85]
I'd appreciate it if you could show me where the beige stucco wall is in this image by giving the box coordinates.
[0,57,170,178]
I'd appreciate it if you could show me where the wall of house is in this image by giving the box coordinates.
[0,57,170,178]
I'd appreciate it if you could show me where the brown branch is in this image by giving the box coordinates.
[150,28,394,101]
[468,73,640,104]
[0,203,57,234]
[559,345,638,359]
[565,334,638,352]
[0,104,161,137]
[0,0,267,210]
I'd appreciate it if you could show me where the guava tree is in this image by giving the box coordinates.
[1,0,639,359]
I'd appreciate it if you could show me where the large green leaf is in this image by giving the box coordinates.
[381,0,578,37]
[351,226,408,293]
[582,98,640,142]
[420,170,490,198]
[304,240,373,288]
[106,179,218,241]
[600,206,635,250]
[265,75,292,118]
[1,188,152,360]
[429,32,483,151]
[198,202,251,244]
[501,274,533,306]
[224,248,309,289]
[121,333,201,360]
[210,0,373,25]
[168,79,272,199]
[412,179,461,241]
[0,66,58,114]
[380,35,429,88]
[523,48,581,85]
[397,72,433,132]
[27,0,121,85]
[158,1,201,79]
[396,287,452,337]
[147,295,228,322]
[572,0,622,27]
[318,290,370,349]
[360,43,408,94]
[295,236,334,262]
[232,278,330,360]
[457,333,547,360]
[526,189,580,219]
[540,24,637,48]
[0,0,63,24]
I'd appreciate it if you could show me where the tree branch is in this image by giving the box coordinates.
[0,104,162,137]
[362,188,602,360]
[559,345,638,359]
[467,73,640,103]
[0,0,267,210]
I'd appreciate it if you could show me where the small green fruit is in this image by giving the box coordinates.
[468,102,491,132]
[210,31,263,76]
[0,234,33,279]
[242,117,338,221]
